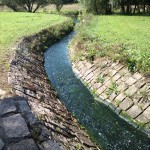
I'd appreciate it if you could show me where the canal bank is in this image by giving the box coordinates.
[44,31,150,150]
[6,19,99,150]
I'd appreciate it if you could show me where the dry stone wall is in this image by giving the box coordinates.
[5,21,100,150]
[0,96,50,150]
[71,57,150,136]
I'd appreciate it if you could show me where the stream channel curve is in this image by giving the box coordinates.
[44,32,150,150]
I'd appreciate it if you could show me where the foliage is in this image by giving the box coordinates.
[49,0,77,12]
[70,15,150,74]
[79,0,111,14]
[1,0,49,12]
[78,0,150,14]
[1,0,78,12]
[48,10,79,16]
[50,0,63,11]
[97,75,105,84]
[0,12,69,64]
[106,81,118,96]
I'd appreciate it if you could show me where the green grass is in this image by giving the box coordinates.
[48,10,79,17]
[0,12,68,63]
[71,15,150,74]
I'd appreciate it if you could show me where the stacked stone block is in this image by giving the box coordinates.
[72,58,150,135]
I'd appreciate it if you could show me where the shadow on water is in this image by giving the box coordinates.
[44,32,150,150]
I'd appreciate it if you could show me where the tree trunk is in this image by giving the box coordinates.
[133,4,136,14]
[120,1,125,14]
[143,4,146,13]
[93,0,99,14]
[147,5,150,14]
[137,5,140,14]
[126,4,130,14]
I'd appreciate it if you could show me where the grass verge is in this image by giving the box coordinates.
[70,15,150,74]
[0,12,70,90]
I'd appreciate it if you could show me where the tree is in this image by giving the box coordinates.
[79,0,112,14]
[50,0,63,12]
[79,0,150,15]
[2,0,49,12]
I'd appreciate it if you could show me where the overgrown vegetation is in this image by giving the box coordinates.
[79,0,150,15]
[70,15,150,74]
[48,10,79,16]
[0,0,77,12]
[1,0,49,12]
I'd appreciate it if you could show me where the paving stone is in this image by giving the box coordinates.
[81,67,88,75]
[118,83,128,92]
[7,139,39,150]
[109,92,117,101]
[93,68,101,77]
[17,100,31,114]
[113,74,121,81]
[0,89,6,96]
[102,69,109,76]
[111,62,118,67]
[0,119,5,139]
[0,138,4,150]
[104,80,111,88]
[101,93,108,99]
[25,112,38,125]
[136,114,149,124]
[2,114,30,138]
[120,76,128,82]
[125,85,138,96]
[109,69,117,76]
[125,77,136,85]
[126,105,142,119]
[0,99,16,115]
[85,73,94,81]
[141,103,149,110]
[114,64,124,71]
[119,98,134,111]
[73,68,80,75]
[135,81,146,89]
[133,73,142,80]
[91,65,99,72]
[97,85,107,95]
[85,62,93,69]
[143,106,150,120]
[41,140,62,150]
[132,93,142,103]
[93,83,102,89]
[115,107,121,114]
[115,93,126,101]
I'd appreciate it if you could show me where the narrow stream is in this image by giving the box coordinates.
[44,32,150,150]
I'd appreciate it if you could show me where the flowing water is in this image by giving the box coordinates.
[44,32,150,150]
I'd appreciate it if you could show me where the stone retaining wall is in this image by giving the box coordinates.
[0,96,52,150]
[1,20,100,149]
[71,56,150,136]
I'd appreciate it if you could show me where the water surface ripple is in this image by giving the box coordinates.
[44,32,150,150]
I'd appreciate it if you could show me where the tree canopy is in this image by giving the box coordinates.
[79,0,150,14]
[1,0,49,12]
